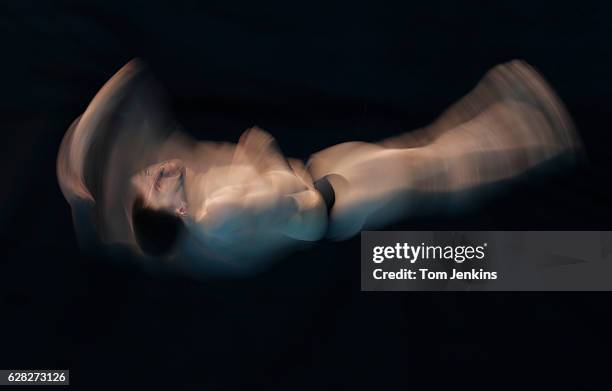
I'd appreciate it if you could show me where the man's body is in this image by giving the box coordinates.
[58,60,580,274]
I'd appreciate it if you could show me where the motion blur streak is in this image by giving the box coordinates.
[308,60,582,239]
[57,60,176,249]
[57,59,582,273]
[57,60,327,274]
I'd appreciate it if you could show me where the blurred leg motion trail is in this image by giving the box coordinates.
[309,60,581,239]
[57,59,581,275]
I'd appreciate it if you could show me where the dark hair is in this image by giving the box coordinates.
[131,198,185,257]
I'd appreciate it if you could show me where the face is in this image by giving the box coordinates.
[131,159,189,218]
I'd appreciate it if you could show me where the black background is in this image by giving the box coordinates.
[2,1,612,389]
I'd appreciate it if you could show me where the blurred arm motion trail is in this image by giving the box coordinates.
[57,60,581,274]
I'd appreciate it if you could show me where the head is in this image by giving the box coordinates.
[130,159,189,257]
[131,197,186,257]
